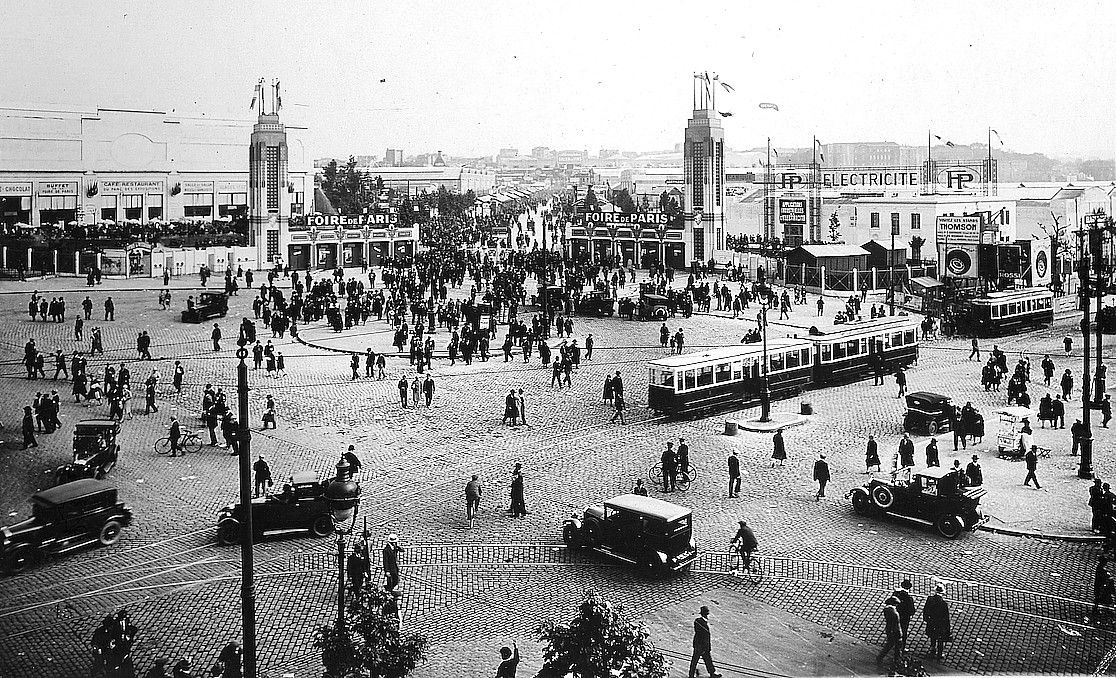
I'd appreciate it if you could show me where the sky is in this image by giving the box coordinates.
[2,0,1114,161]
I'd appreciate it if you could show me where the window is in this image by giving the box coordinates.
[648,368,657,385]
[891,213,900,234]
[101,195,117,221]
[911,213,921,230]
[691,142,705,209]
[904,330,915,344]
[846,339,860,356]
[870,212,880,229]
[800,349,811,366]
[184,192,212,218]
[1008,303,1018,316]
[661,371,675,388]
[39,195,77,210]
[990,305,999,318]
[892,332,903,346]
[833,342,847,359]
[820,344,831,362]
[122,194,143,221]
[266,146,280,210]
[147,194,163,220]
[684,370,696,390]
[292,191,305,215]
[769,352,785,372]
[697,366,714,387]
[859,338,868,353]
[786,350,800,368]
[1005,211,1010,225]
[715,362,732,383]
[266,230,279,263]
[731,361,742,380]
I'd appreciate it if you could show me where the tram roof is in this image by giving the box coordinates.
[970,287,1053,302]
[805,316,919,340]
[648,339,812,369]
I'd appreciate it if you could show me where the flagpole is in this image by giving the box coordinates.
[987,126,993,197]
[766,137,771,242]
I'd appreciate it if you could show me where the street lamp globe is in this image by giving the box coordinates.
[324,457,361,532]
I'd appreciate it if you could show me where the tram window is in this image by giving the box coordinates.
[904,330,915,344]
[833,342,847,359]
[770,353,785,371]
[732,361,743,380]
[892,332,902,346]
[860,338,868,353]
[786,350,800,368]
[991,305,999,319]
[648,368,657,384]
[846,339,859,356]
[684,370,696,390]
[801,348,811,365]
[697,366,714,387]
[820,345,831,362]
[715,362,732,383]
[1008,303,1018,316]
[661,371,675,388]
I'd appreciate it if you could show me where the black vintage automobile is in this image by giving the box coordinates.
[55,419,120,484]
[181,292,229,323]
[1,479,133,573]
[562,494,697,574]
[576,291,615,317]
[216,471,335,545]
[535,284,568,314]
[903,391,953,436]
[846,466,987,538]
[638,293,670,320]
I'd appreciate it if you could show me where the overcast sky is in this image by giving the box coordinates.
[3,0,1114,161]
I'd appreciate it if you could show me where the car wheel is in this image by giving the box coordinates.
[98,520,124,546]
[3,544,37,574]
[583,520,601,547]
[217,519,242,546]
[638,551,663,577]
[851,491,874,516]
[935,514,964,539]
[870,485,895,509]
[927,421,939,435]
[562,523,580,547]
[311,514,335,538]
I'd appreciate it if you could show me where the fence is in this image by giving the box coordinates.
[783,263,936,293]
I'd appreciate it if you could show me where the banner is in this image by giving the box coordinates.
[939,242,977,278]
[1031,240,1051,287]
[935,216,981,245]
[575,212,676,226]
[102,179,165,194]
[772,168,920,191]
[307,213,399,227]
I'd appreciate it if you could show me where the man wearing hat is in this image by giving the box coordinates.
[144,657,171,678]
[509,463,527,518]
[813,454,830,501]
[688,605,721,678]
[383,534,404,592]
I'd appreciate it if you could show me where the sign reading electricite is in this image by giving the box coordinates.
[935,216,981,244]
[778,198,807,225]
[772,169,920,191]
[307,213,399,227]
[575,213,677,226]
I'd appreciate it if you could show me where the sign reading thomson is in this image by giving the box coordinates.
[935,216,981,244]
[307,213,399,227]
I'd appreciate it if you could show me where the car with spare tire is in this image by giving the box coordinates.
[562,493,697,574]
[216,470,335,545]
[846,466,987,538]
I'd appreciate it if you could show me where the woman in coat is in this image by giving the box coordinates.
[602,374,614,405]
[923,585,951,659]
[771,429,787,467]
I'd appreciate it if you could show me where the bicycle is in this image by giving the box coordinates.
[647,462,696,492]
[155,430,202,456]
[729,544,762,583]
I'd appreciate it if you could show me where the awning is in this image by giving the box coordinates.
[910,276,943,289]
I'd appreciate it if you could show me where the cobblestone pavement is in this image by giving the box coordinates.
[0,273,1112,677]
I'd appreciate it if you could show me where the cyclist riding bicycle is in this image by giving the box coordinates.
[730,520,758,571]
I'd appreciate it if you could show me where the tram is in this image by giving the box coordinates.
[964,287,1054,336]
[647,339,815,415]
[647,315,921,417]
[806,316,920,384]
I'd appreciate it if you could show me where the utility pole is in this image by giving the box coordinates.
[235,347,257,678]
[890,215,898,315]
[1079,222,1098,479]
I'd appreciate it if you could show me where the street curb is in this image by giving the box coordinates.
[976,523,1104,543]
[0,284,212,295]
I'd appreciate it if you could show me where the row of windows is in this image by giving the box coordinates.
[817,330,916,363]
[870,212,921,230]
[988,297,1052,318]
[650,348,813,392]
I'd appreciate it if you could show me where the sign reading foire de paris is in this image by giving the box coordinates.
[575,212,676,226]
[307,213,399,227]
[935,216,981,244]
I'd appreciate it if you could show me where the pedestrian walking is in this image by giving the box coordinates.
[517,388,526,424]
[261,395,277,429]
[173,361,184,393]
[661,442,677,493]
[21,406,37,449]
[966,455,983,486]
[509,463,527,518]
[1061,369,1074,400]
[1103,395,1112,428]
[771,428,786,467]
[688,605,721,678]
[465,474,482,527]
[211,324,222,351]
[895,368,907,398]
[876,596,904,664]
[813,454,830,500]
[610,390,626,423]
[968,338,980,361]
[585,333,594,360]
[727,450,741,498]
[1065,335,1073,354]
[343,445,362,476]
[891,579,916,641]
[1024,445,1042,489]
[398,375,409,408]
[383,534,403,592]
[502,389,519,425]
[898,433,915,469]
[866,435,882,473]
[252,455,272,497]
[923,585,951,660]
[423,374,436,407]
[925,437,940,467]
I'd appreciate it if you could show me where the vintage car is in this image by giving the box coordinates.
[181,292,229,323]
[55,419,120,485]
[216,471,335,545]
[535,285,569,314]
[902,391,954,436]
[638,293,671,321]
[562,494,697,574]
[846,466,987,538]
[576,291,615,317]
[1,479,133,573]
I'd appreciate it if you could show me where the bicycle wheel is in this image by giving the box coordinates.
[686,464,697,482]
[745,558,763,584]
[154,438,171,456]
[183,435,202,454]
[647,464,663,483]
[676,473,691,492]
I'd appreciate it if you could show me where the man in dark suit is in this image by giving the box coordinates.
[727,451,741,498]
[813,454,830,501]
[689,605,721,678]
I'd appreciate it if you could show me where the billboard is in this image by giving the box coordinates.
[771,168,920,192]
[1031,239,1051,287]
[935,216,981,245]
[939,242,978,278]
[778,198,807,225]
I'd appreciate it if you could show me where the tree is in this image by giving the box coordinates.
[1040,212,1069,294]
[612,188,637,214]
[537,591,668,678]
[314,583,429,678]
[828,211,842,243]
[583,186,600,212]
[909,235,926,262]
[321,160,341,208]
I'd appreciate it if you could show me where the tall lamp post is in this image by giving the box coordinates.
[757,283,772,422]
[1078,224,1097,479]
[324,457,362,630]
[234,347,257,678]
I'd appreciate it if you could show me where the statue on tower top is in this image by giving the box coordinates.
[249,78,283,116]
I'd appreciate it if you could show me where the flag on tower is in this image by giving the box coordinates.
[719,111,733,117]
[720,81,735,93]
[933,135,956,148]
[275,80,282,111]
[990,129,1004,146]
[758,102,779,111]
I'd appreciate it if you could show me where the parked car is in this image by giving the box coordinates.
[576,291,615,317]
[638,293,670,320]
[902,391,953,435]
[55,419,120,485]
[216,471,334,545]
[846,466,987,538]
[562,494,697,574]
[181,292,228,323]
[1,479,133,573]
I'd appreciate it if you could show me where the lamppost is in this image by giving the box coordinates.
[757,282,772,422]
[234,347,257,678]
[324,456,362,630]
